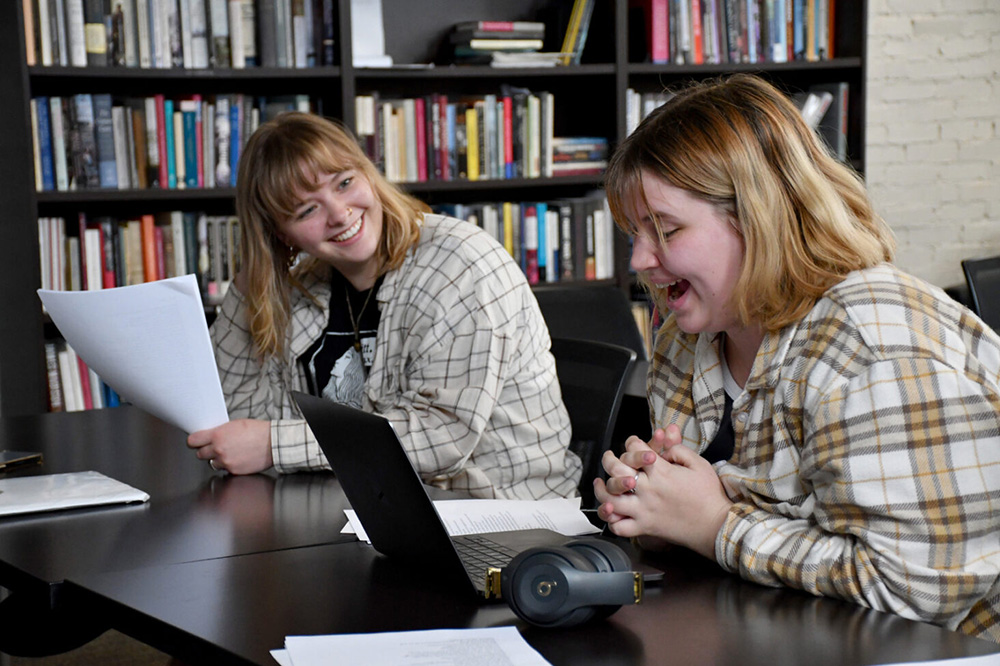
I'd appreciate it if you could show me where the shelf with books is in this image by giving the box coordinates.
[2,0,868,417]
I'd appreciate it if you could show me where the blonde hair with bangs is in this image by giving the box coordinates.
[235,111,429,358]
[605,74,894,332]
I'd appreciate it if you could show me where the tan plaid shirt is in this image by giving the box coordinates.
[648,263,1000,641]
[212,214,581,499]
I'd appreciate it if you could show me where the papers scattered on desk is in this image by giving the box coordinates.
[342,497,601,543]
[38,275,229,434]
[875,656,1000,666]
[0,471,149,517]
[272,627,552,666]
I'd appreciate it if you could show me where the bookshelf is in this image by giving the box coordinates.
[2,0,867,416]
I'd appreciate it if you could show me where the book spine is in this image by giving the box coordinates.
[83,0,108,66]
[140,214,157,281]
[111,105,131,188]
[35,97,56,191]
[92,94,117,188]
[44,341,64,412]
[208,0,231,67]
[154,94,168,187]
[163,98,177,188]
[72,94,101,188]
[523,204,539,285]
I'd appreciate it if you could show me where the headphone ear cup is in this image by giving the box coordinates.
[502,545,602,628]
[563,540,634,620]
[565,539,632,573]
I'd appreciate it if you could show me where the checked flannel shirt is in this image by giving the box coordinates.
[211,214,581,500]
[648,263,1000,641]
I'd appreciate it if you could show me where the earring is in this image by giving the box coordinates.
[286,245,297,269]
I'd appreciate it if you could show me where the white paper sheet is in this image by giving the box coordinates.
[342,497,601,543]
[875,656,1000,666]
[0,471,149,516]
[38,275,229,434]
[278,627,551,666]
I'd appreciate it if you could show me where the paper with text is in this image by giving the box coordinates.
[275,627,552,666]
[38,275,229,433]
[342,497,601,543]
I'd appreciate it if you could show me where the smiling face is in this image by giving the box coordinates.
[630,170,745,338]
[277,168,384,290]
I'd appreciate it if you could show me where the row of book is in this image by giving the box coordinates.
[625,81,849,160]
[23,0,336,70]
[432,191,615,285]
[355,88,609,184]
[44,339,121,412]
[39,212,240,306]
[30,92,314,192]
[640,0,837,66]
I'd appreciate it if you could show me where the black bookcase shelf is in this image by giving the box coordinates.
[2,0,867,416]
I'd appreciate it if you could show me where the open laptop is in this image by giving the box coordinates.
[292,390,582,599]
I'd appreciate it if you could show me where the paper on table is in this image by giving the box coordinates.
[277,627,552,666]
[0,471,149,517]
[341,497,601,543]
[38,275,229,434]
[874,656,1000,666]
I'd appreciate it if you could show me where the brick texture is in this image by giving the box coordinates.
[867,0,1000,290]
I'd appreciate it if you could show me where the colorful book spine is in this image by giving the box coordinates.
[163,99,177,189]
[35,96,56,191]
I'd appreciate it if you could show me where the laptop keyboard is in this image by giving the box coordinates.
[454,534,521,577]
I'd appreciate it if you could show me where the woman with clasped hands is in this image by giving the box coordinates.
[595,74,1000,642]
[186,112,581,501]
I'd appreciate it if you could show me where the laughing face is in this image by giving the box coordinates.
[278,168,384,290]
[630,170,745,337]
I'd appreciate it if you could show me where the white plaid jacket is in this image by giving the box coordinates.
[648,263,1000,641]
[212,214,581,499]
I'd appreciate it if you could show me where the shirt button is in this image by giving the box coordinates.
[736,411,748,423]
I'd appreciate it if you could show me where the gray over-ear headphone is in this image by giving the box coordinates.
[486,539,645,628]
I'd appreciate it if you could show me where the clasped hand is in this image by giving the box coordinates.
[594,425,733,560]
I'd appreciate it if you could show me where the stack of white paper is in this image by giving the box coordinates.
[272,627,551,666]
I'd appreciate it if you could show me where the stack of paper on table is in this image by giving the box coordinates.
[272,627,552,666]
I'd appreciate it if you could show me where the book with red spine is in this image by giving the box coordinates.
[414,97,428,182]
[154,94,168,189]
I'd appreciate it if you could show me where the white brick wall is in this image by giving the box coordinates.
[866,0,1000,289]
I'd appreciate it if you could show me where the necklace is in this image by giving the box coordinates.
[345,284,376,352]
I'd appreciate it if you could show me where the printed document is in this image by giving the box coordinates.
[38,275,229,433]
[272,627,552,666]
[342,497,601,542]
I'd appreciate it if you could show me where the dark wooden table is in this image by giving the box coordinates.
[66,539,1000,666]
[2,407,999,665]
[0,407,351,656]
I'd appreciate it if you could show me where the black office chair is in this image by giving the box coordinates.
[533,284,648,360]
[534,283,653,452]
[961,255,1000,332]
[550,337,636,509]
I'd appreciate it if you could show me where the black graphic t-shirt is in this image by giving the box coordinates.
[299,273,382,409]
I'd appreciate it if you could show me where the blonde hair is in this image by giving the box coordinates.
[605,74,894,332]
[235,111,429,358]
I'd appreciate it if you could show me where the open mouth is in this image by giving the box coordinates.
[332,217,363,242]
[661,279,690,304]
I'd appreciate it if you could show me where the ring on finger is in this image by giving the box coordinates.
[209,459,219,471]
[627,471,639,495]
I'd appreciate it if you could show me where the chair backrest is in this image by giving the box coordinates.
[962,256,1000,332]
[533,284,648,359]
[550,337,636,509]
